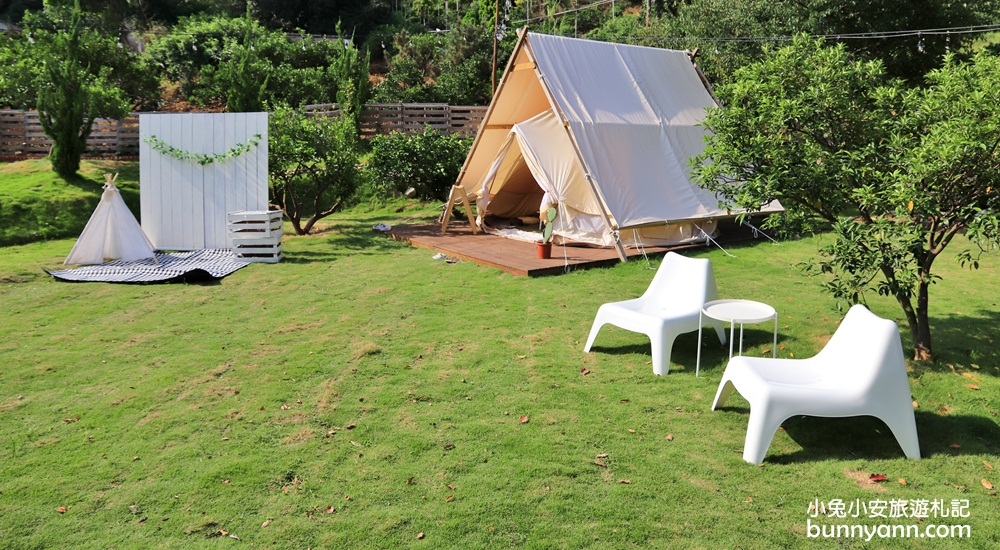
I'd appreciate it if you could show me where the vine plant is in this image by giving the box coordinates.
[143,133,262,165]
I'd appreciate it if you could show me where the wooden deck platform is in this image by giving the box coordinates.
[389,223,693,277]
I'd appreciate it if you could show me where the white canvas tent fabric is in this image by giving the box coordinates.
[64,181,156,265]
[454,31,781,255]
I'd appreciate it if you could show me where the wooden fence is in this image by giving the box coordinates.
[0,103,487,160]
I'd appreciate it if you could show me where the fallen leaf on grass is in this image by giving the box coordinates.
[949,443,961,449]
[666,434,674,441]
[985,461,994,472]
[417,532,425,540]
[261,519,271,528]
[745,497,753,502]
[326,506,336,513]
[618,479,632,484]
[580,368,590,375]
[280,404,290,410]
[899,478,907,485]
[594,460,607,469]
[627,429,636,433]
[519,416,530,424]
[57,506,67,514]
[966,384,980,391]
[870,474,888,482]
[983,479,994,490]
[406,477,414,485]
[346,424,356,430]
[445,495,455,502]
[844,469,887,491]
[446,484,456,490]
[596,453,608,459]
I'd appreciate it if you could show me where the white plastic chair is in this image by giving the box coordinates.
[712,304,920,464]
[584,252,726,376]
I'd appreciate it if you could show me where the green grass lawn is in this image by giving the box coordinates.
[0,160,141,247]
[1,168,998,548]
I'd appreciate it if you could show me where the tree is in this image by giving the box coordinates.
[29,0,131,177]
[665,0,996,86]
[0,2,157,111]
[212,7,270,112]
[268,107,363,235]
[694,36,1000,361]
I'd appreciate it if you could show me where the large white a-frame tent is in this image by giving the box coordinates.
[448,30,779,260]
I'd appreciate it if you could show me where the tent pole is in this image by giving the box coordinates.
[491,0,500,93]
[450,28,530,231]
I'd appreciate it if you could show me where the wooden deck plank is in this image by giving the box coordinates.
[389,223,689,277]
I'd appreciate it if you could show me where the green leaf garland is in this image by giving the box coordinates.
[144,133,263,165]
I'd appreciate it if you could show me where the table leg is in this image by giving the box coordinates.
[772,313,778,358]
[728,321,735,360]
[696,310,704,377]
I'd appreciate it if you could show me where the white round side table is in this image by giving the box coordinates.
[696,299,778,376]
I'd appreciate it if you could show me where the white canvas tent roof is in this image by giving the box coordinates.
[64,176,156,265]
[452,30,781,258]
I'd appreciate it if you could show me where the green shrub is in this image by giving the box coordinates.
[364,128,472,202]
[144,15,368,110]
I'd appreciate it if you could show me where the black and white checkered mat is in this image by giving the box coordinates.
[46,249,250,284]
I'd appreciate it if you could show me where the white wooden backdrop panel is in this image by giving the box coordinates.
[139,112,268,250]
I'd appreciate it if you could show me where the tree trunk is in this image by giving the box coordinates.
[912,279,933,361]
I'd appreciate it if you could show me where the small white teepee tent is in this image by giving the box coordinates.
[64,174,156,265]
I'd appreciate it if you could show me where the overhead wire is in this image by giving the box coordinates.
[507,2,1000,44]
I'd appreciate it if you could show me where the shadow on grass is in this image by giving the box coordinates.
[747,412,1000,463]
[587,327,799,374]
[281,213,417,264]
[919,309,1000,378]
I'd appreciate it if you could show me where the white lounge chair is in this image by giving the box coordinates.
[712,304,921,464]
[584,252,726,376]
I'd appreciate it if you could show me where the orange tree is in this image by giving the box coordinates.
[695,36,1000,361]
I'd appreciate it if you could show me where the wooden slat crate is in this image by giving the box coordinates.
[227,210,283,263]
[227,210,284,238]
[231,236,283,263]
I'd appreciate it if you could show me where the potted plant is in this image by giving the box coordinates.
[537,206,557,259]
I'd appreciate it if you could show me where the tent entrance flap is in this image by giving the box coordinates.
[478,110,613,245]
